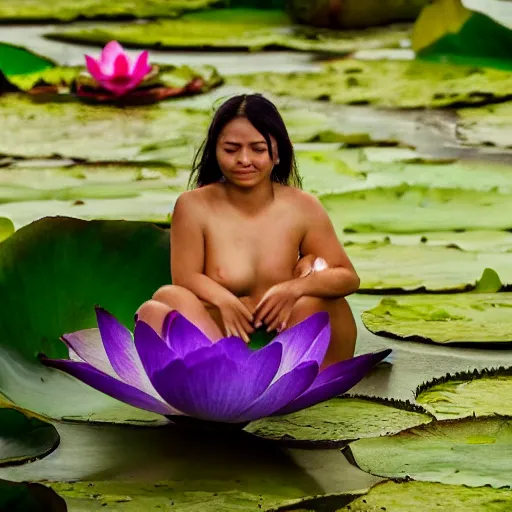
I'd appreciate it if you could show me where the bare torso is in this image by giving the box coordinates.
[195,182,306,304]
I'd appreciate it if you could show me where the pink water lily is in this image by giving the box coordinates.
[84,41,152,96]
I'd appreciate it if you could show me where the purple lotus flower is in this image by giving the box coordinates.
[84,41,152,96]
[42,307,391,424]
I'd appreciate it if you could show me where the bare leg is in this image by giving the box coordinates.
[287,296,357,369]
[136,285,223,341]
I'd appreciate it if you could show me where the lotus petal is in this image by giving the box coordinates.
[163,312,212,356]
[183,336,252,368]
[234,361,319,422]
[113,53,130,77]
[95,307,151,391]
[270,312,330,379]
[151,343,282,422]
[130,50,151,77]
[42,359,172,416]
[84,55,104,82]
[62,327,117,378]
[134,320,176,379]
[274,349,392,415]
[100,41,125,74]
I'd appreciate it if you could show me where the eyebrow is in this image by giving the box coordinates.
[223,140,267,146]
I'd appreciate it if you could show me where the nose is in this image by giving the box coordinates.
[237,149,251,166]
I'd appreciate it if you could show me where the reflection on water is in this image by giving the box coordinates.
[0,421,380,495]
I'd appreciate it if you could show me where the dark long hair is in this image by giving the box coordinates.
[188,94,302,189]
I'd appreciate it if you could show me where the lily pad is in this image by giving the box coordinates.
[0,216,170,423]
[0,43,55,76]
[229,59,512,108]
[347,242,512,292]
[335,480,512,512]
[0,404,59,466]
[457,101,512,149]
[45,8,411,54]
[416,368,512,420]
[0,217,14,242]
[346,416,512,488]
[362,293,512,344]
[0,0,217,22]
[245,396,432,447]
[321,185,512,234]
[0,479,66,511]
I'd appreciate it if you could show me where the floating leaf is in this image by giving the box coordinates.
[45,8,410,54]
[416,368,512,420]
[245,396,432,447]
[0,43,55,77]
[0,216,170,423]
[413,0,512,71]
[362,292,512,343]
[0,479,66,512]
[335,480,512,512]
[346,416,512,488]
[457,101,512,149]
[0,404,59,466]
[230,59,512,108]
[0,217,14,242]
[321,185,512,234]
[474,268,502,293]
[0,0,217,22]
[348,242,512,292]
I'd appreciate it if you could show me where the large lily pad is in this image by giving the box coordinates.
[45,8,410,54]
[0,0,217,22]
[0,479,66,511]
[457,101,512,149]
[229,59,512,108]
[245,396,432,447]
[347,242,512,292]
[416,368,512,420]
[346,416,512,488]
[0,216,170,423]
[362,293,512,344]
[0,403,59,466]
[0,43,55,77]
[335,480,512,512]
[321,185,512,234]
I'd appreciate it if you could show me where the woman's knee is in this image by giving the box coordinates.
[152,284,197,308]
[135,299,172,334]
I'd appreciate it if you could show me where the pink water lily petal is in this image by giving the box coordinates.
[270,312,330,379]
[134,320,176,379]
[62,327,117,378]
[84,55,104,82]
[130,50,151,77]
[113,53,130,77]
[234,361,319,423]
[274,349,392,416]
[95,307,153,392]
[42,358,173,416]
[100,41,125,74]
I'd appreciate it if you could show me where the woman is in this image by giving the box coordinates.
[137,94,360,367]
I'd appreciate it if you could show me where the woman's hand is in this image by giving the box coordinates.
[254,281,302,333]
[217,295,255,343]
[293,254,317,278]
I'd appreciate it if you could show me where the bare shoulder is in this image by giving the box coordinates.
[174,184,222,215]
[279,186,327,220]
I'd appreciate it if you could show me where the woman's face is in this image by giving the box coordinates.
[216,117,278,188]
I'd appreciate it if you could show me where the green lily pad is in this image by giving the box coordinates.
[0,404,59,466]
[0,216,170,423]
[0,43,55,77]
[335,480,512,512]
[347,242,512,292]
[45,8,410,54]
[346,416,512,488]
[0,479,66,511]
[457,101,512,149]
[0,217,14,242]
[416,368,512,420]
[321,185,512,234]
[412,0,512,72]
[0,0,217,22]
[229,59,512,108]
[362,292,512,344]
[245,396,432,447]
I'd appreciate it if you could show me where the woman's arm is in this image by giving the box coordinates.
[294,193,360,299]
[170,192,238,308]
